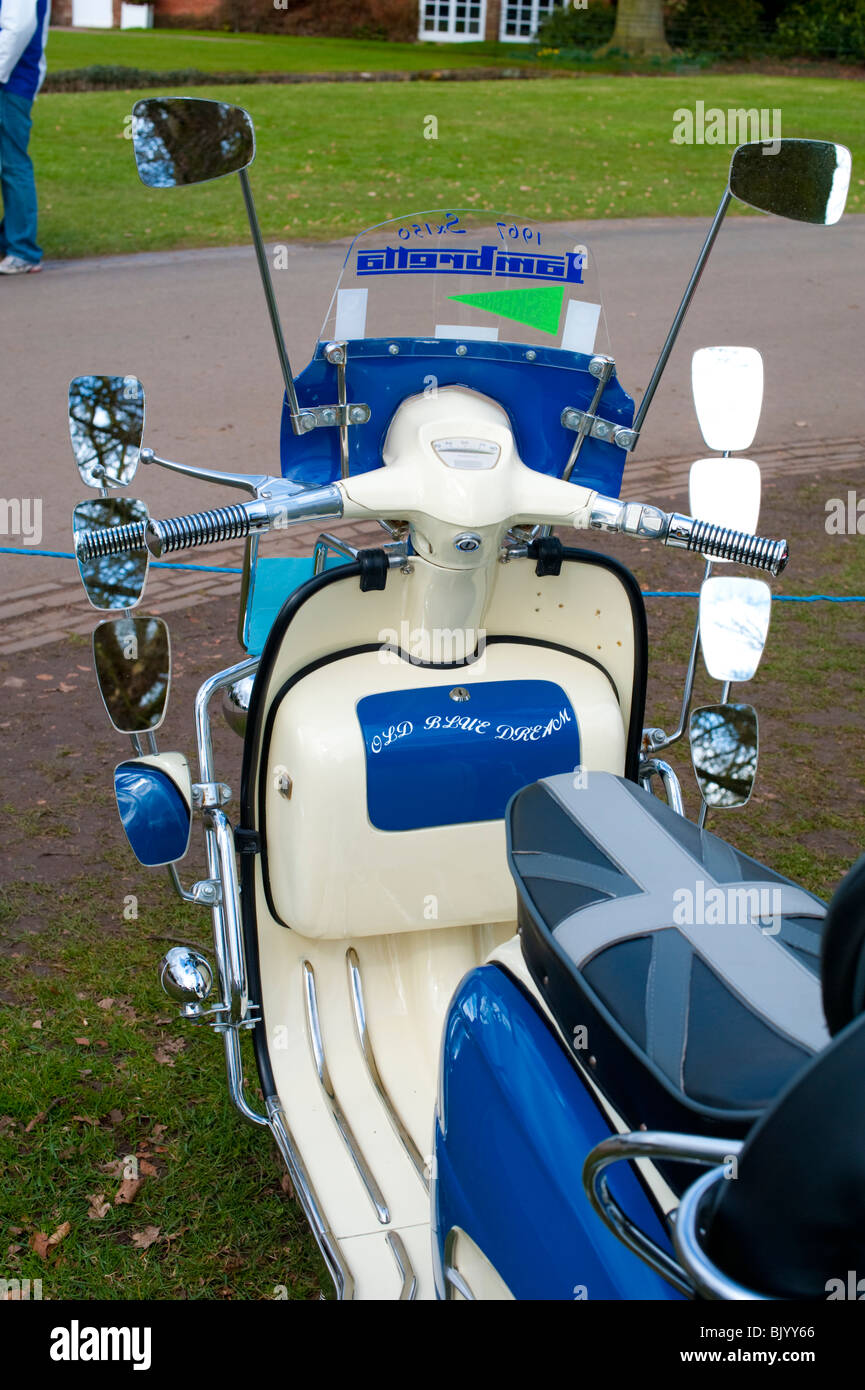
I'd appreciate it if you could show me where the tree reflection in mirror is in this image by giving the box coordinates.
[94,616,170,734]
[690,703,758,809]
[729,140,851,226]
[73,497,149,611]
[69,375,144,488]
[699,577,771,683]
[132,97,255,189]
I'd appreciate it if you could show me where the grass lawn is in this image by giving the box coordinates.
[46,28,525,75]
[33,76,865,260]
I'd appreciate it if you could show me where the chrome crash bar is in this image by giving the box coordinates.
[582,1130,760,1299]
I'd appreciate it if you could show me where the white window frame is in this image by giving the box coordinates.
[499,0,565,43]
[418,0,488,43]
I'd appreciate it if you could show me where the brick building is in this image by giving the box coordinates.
[52,0,567,39]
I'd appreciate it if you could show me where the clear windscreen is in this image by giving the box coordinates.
[320,210,610,358]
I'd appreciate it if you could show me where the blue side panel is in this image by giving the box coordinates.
[433,964,683,1301]
[279,339,634,498]
[357,680,579,831]
[243,554,348,656]
[114,763,191,868]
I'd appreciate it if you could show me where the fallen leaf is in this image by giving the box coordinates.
[98,1159,126,1178]
[24,1111,46,1134]
[97,998,114,1011]
[0,1116,16,1134]
[74,1037,90,1047]
[31,1020,42,1030]
[138,1159,158,1177]
[35,674,54,681]
[280,1172,295,1200]
[151,1123,168,1141]
[131,1225,161,1250]
[71,1115,99,1126]
[57,683,76,693]
[153,1047,175,1067]
[6,1243,22,1258]
[31,1221,71,1259]
[86,1192,110,1221]
[115,1177,144,1206]
[108,1108,123,1126]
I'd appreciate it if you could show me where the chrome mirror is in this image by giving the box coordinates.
[690,703,758,809]
[699,577,772,683]
[114,753,192,867]
[691,347,763,453]
[222,674,254,738]
[159,946,213,1015]
[132,97,255,188]
[73,497,149,610]
[69,375,144,488]
[729,140,851,226]
[688,457,762,558]
[93,615,170,734]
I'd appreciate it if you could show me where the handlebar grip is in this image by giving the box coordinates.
[666,516,788,576]
[75,520,147,562]
[145,503,258,557]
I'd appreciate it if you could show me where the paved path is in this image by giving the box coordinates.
[1,217,863,651]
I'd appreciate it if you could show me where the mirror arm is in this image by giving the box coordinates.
[652,559,713,753]
[237,167,304,433]
[632,189,732,443]
[140,448,270,497]
[167,862,197,904]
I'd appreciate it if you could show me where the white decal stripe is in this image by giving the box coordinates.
[561,299,602,355]
[334,288,368,341]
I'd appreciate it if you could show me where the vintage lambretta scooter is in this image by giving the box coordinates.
[69,101,857,1298]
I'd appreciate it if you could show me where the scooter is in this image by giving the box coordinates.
[69,100,854,1298]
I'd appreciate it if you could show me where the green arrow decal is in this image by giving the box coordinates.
[447,285,565,335]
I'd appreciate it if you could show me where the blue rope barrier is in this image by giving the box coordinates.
[0,545,242,574]
[643,591,865,602]
[1,548,862,601]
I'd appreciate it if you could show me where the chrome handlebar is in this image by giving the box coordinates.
[75,483,788,578]
[588,496,788,576]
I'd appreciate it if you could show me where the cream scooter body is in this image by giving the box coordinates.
[238,388,643,1296]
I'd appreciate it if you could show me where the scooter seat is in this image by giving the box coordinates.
[507,772,829,1147]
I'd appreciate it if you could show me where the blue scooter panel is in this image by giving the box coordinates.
[280,338,633,498]
[357,680,579,832]
[433,963,683,1301]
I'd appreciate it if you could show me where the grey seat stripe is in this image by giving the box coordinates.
[510,851,638,901]
[699,833,743,883]
[646,930,693,1088]
[544,776,829,1053]
[778,917,823,958]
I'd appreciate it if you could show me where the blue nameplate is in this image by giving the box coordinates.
[358,679,579,832]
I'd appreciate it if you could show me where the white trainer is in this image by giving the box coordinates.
[0,255,42,275]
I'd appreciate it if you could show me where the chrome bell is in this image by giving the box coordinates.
[222,675,254,738]
[159,946,213,1018]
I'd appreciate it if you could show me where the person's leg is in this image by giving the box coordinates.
[0,91,42,266]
